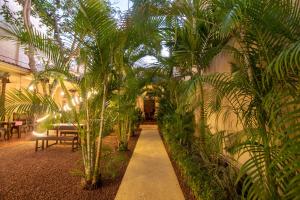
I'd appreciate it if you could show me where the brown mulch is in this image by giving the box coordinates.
[0,132,140,200]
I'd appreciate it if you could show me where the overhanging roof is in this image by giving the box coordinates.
[0,61,31,75]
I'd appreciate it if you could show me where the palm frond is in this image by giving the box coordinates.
[1,89,60,117]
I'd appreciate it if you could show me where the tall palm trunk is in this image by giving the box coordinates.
[82,65,92,183]
[194,80,206,145]
[93,78,107,184]
[127,119,132,145]
[199,82,206,142]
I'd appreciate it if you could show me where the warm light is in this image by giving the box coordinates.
[71,96,80,105]
[87,89,98,99]
[75,96,80,104]
[28,85,35,91]
[36,114,50,123]
[92,89,98,95]
[71,98,76,106]
[60,91,65,96]
[63,104,72,111]
[87,92,92,99]
[32,131,47,137]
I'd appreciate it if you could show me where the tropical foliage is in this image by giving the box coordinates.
[148,0,300,199]
[1,0,299,199]
[0,0,145,189]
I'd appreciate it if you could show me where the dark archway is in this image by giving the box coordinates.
[144,98,155,121]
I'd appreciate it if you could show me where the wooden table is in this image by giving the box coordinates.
[35,123,84,151]
[51,123,84,136]
[0,121,22,140]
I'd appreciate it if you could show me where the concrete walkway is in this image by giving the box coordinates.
[115,125,185,200]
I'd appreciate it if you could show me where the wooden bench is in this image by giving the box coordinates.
[35,135,79,152]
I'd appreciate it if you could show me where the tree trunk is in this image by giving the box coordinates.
[127,119,132,145]
[84,89,92,183]
[23,0,37,73]
[194,81,206,144]
[199,82,206,141]
[93,79,107,185]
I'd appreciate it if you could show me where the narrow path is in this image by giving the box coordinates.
[115,125,185,200]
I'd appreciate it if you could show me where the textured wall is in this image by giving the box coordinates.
[196,40,250,165]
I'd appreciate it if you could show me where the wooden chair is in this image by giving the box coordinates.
[11,113,29,138]
[0,126,11,140]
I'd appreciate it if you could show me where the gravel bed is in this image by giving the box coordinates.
[0,133,139,200]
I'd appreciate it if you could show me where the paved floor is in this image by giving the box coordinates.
[115,125,185,200]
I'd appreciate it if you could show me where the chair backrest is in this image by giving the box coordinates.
[15,121,23,126]
[13,113,29,124]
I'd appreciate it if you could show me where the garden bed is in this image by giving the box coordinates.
[159,127,240,200]
[159,131,197,200]
[0,132,139,200]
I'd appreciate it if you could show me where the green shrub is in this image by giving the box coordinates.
[101,146,128,179]
[161,126,240,200]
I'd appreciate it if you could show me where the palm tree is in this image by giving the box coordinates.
[150,0,300,199]
[165,0,229,142]
[185,0,300,198]
[0,0,121,189]
[0,0,162,189]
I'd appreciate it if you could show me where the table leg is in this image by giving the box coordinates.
[42,139,45,150]
[18,126,21,138]
[72,138,75,151]
[3,129,7,140]
[59,131,62,144]
[10,127,14,139]
[35,139,38,151]
[57,130,59,144]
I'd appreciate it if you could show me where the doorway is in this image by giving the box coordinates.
[144,99,155,121]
